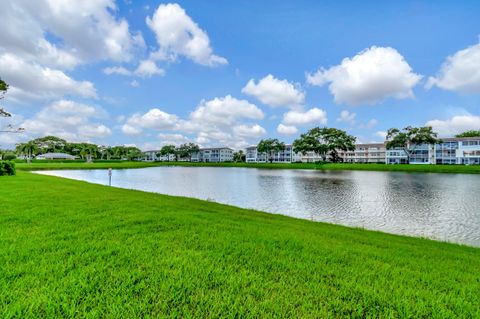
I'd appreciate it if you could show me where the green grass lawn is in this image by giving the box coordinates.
[15,160,480,174]
[1,172,479,318]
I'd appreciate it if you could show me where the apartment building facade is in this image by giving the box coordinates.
[246,144,376,163]
[143,150,175,162]
[339,143,386,163]
[191,147,234,162]
[385,137,480,164]
[246,137,480,165]
[143,137,480,165]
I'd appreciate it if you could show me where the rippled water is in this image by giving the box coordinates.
[36,167,480,246]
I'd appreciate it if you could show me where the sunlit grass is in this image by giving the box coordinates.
[15,160,480,174]
[1,172,479,317]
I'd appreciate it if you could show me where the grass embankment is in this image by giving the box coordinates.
[1,172,479,317]
[15,160,480,174]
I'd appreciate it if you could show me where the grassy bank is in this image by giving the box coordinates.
[1,172,479,317]
[15,160,480,174]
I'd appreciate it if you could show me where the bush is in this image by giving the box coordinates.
[0,161,16,176]
[2,152,16,161]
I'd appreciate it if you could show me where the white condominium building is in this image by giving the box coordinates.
[385,137,480,164]
[143,137,480,165]
[340,143,386,163]
[437,137,480,165]
[143,150,175,162]
[191,147,234,162]
[246,145,306,163]
[247,144,382,163]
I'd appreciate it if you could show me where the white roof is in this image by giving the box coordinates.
[37,153,76,159]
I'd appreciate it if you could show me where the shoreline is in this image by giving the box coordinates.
[15,160,480,174]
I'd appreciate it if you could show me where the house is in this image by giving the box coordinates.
[36,153,76,160]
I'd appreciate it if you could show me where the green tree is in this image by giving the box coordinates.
[386,126,442,164]
[16,141,38,163]
[257,138,285,163]
[125,147,142,161]
[110,146,126,159]
[293,127,356,162]
[98,145,113,160]
[159,145,176,161]
[176,143,200,161]
[455,130,480,138]
[233,150,246,163]
[79,144,98,162]
[30,136,68,153]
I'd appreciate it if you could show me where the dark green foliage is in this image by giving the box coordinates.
[30,136,67,153]
[293,127,356,162]
[257,138,285,162]
[386,126,442,163]
[159,144,177,161]
[233,150,246,162]
[0,78,8,93]
[15,141,38,162]
[455,130,480,138]
[176,143,200,161]
[14,136,145,162]
[0,172,479,317]
[0,160,15,175]
[2,152,16,161]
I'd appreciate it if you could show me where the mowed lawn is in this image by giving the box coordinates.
[1,173,479,318]
[15,160,480,174]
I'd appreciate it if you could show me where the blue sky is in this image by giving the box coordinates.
[1,0,480,150]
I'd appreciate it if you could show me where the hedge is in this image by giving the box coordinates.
[0,161,16,176]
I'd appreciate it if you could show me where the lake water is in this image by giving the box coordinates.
[36,167,480,246]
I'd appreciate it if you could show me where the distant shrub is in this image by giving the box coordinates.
[2,152,16,161]
[0,161,16,176]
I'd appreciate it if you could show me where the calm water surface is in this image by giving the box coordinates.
[36,167,480,246]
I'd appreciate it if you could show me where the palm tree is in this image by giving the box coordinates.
[79,144,97,163]
[98,145,113,160]
[233,150,245,162]
[18,142,38,163]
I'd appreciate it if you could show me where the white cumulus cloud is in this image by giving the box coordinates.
[232,124,266,138]
[242,74,305,108]
[0,53,96,102]
[426,43,480,93]
[146,3,227,67]
[0,0,144,69]
[425,114,480,137]
[306,46,422,105]
[134,60,165,78]
[121,95,266,148]
[19,100,111,142]
[282,108,328,126]
[190,95,264,126]
[277,124,298,136]
[123,108,180,135]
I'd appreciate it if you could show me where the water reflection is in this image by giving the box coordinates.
[36,167,480,246]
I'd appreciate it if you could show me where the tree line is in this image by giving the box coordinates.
[14,136,143,162]
[255,125,479,164]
